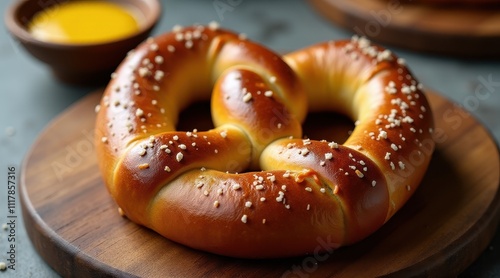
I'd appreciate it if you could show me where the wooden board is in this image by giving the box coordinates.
[20,89,500,277]
[308,0,500,59]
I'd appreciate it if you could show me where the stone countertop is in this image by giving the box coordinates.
[0,0,498,277]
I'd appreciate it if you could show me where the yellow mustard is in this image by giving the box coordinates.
[28,1,140,44]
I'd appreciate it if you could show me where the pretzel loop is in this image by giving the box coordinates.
[95,24,435,258]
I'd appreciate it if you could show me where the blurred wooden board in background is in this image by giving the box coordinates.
[308,0,500,59]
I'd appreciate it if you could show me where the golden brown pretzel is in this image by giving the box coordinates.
[95,23,435,258]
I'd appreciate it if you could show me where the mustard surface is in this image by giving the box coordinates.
[28,1,140,44]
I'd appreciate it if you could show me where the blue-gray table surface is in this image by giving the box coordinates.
[1,0,499,277]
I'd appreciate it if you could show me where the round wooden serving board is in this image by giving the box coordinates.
[308,0,500,59]
[21,89,500,277]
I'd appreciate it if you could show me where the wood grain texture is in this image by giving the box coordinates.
[20,89,500,277]
[308,0,500,59]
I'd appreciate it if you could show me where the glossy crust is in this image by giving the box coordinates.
[95,24,435,258]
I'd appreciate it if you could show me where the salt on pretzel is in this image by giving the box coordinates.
[95,23,434,258]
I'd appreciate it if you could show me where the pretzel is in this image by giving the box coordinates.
[95,23,435,258]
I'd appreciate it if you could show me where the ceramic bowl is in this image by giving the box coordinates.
[4,0,161,85]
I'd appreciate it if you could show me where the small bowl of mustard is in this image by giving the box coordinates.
[5,0,161,85]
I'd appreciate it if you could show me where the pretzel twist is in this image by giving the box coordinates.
[95,24,435,258]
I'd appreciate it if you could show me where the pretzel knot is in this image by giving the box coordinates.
[95,23,435,258]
